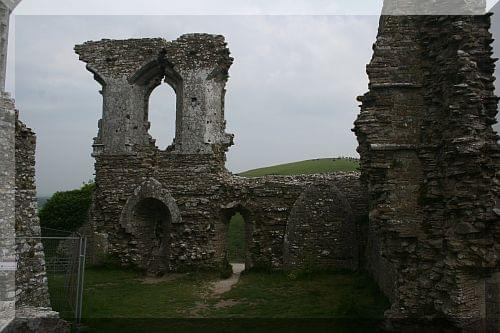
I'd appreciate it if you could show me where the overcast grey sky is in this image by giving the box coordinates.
[6,1,500,196]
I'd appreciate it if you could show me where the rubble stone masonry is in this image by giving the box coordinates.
[354,11,500,330]
[15,113,50,308]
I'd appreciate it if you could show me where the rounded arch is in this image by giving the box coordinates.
[129,55,182,91]
[120,178,181,235]
[283,183,357,271]
[120,178,181,274]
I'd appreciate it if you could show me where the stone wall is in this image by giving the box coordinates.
[14,113,50,308]
[75,34,368,275]
[354,11,500,330]
[5,307,69,333]
[0,94,62,331]
[284,182,359,270]
[85,151,366,273]
[226,173,367,271]
[0,93,16,329]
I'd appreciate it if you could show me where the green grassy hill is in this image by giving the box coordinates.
[238,158,359,178]
[37,196,50,208]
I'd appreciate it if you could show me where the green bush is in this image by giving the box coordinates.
[39,182,95,233]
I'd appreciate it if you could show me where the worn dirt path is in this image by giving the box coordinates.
[211,263,245,295]
[188,263,245,317]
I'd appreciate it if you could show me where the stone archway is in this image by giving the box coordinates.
[220,203,254,270]
[120,178,181,274]
[130,197,171,274]
[284,183,357,271]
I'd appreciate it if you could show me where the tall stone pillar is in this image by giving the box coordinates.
[0,0,21,91]
[0,1,21,329]
[0,92,16,330]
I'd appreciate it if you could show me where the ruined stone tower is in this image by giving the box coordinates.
[76,34,367,275]
[76,35,234,157]
[75,35,236,273]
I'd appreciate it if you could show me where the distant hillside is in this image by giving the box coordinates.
[37,196,50,208]
[238,158,359,177]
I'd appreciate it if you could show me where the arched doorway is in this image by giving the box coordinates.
[119,178,181,275]
[131,198,171,275]
[284,184,357,271]
[221,206,253,272]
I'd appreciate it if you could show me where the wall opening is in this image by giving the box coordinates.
[221,207,252,272]
[131,197,171,275]
[148,83,177,150]
[227,213,245,263]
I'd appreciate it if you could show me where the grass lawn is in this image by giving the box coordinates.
[238,158,359,177]
[62,267,390,332]
[196,270,388,319]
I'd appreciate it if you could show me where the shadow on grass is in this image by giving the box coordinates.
[71,267,390,332]
[83,318,383,333]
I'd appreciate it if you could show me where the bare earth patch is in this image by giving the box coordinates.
[188,263,245,317]
[187,301,210,317]
[211,263,245,295]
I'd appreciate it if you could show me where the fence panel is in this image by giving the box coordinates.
[16,228,86,325]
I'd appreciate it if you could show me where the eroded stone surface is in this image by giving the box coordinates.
[15,113,50,308]
[0,1,61,324]
[0,92,16,330]
[284,183,359,270]
[354,11,500,330]
[5,307,69,333]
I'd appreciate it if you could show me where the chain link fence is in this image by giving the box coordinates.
[16,228,86,325]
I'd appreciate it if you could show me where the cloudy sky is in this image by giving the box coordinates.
[6,0,500,196]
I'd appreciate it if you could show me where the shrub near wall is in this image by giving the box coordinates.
[39,182,95,233]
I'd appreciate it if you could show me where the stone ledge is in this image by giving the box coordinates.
[5,307,70,333]
[370,143,439,151]
[369,83,422,89]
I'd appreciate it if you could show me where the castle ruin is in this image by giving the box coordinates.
[75,2,500,328]
[74,35,367,274]
[0,0,497,331]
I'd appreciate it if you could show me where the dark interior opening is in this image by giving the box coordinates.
[132,198,171,275]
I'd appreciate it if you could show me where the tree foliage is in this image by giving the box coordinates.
[39,182,95,232]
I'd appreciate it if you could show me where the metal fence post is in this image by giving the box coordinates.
[75,236,86,325]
